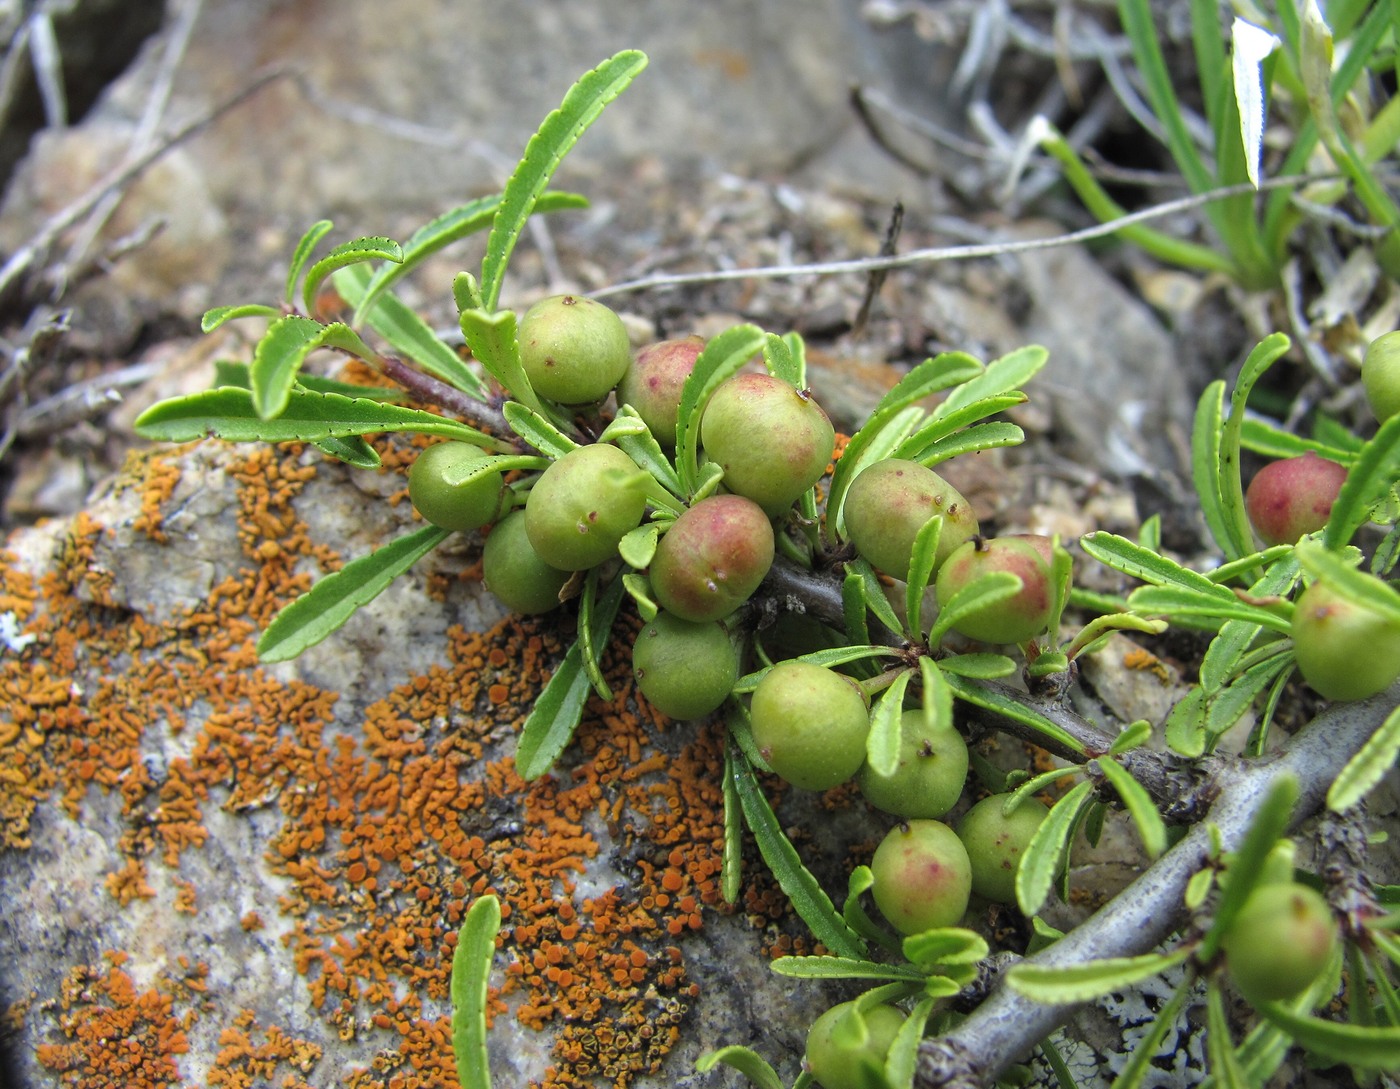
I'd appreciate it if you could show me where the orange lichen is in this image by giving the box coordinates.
[3,433,767,1087]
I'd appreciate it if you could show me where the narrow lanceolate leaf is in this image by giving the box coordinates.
[1108,719,1154,755]
[257,524,450,662]
[842,866,898,953]
[928,571,1021,647]
[675,323,767,494]
[770,956,924,981]
[762,331,801,387]
[618,523,659,570]
[1096,756,1168,859]
[285,219,334,305]
[480,50,648,310]
[1329,704,1400,813]
[827,351,984,529]
[934,653,1017,680]
[846,556,904,636]
[577,569,615,701]
[1324,412,1400,551]
[353,190,588,325]
[729,740,867,959]
[201,303,281,333]
[1007,946,1191,1004]
[935,344,1047,414]
[886,996,936,1089]
[460,306,542,413]
[866,668,914,778]
[1217,335,1292,562]
[1199,555,1300,693]
[250,316,378,420]
[940,672,1083,754]
[212,360,404,402]
[1127,584,1291,632]
[1192,380,1239,563]
[905,514,943,637]
[694,1046,785,1089]
[1254,1002,1400,1067]
[610,405,683,497]
[891,393,1027,461]
[1297,541,1400,631]
[302,235,403,316]
[333,264,486,399]
[1240,416,1356,464]
[901,928,989,970]
[919,657,952,735]
[1206,982,1251,1089]
[515,575,625,780]
[1080,532,1227,595]
[721,744,743,904]
[733,645,895,694]
[1017,779,1094,917]
[501,401,579,459]
[916,422,1025,467]
[451,894,501,1089]
[314,435,382,469]
[133,387,502,447]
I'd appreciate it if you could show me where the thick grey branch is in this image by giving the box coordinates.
[913,681,1400,1089]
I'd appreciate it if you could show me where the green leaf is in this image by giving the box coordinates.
[845,556,904,636]
[459,306,542,413]
[1096,756,1168,859]
[915,422,1025,468]
[1328,704,1400,813]
[333,264,487,399]
[313,434,382,469]
[941,672,1084,754]
[610,406,684,499]
[480,50,648,311]
[1240,417,1356,464]
[843,570,872,646]
[1198,773,1299,961]
[1192,380,1240,563]
[892,393,1027,461]
[1297,540,1400,631]
[257,523,450,662]
[934,653,1017,680]
[674,324,768,494]
[762,331,802,388]
[1108,719,1154,755]
[212,360,404,402]
[1324,412,1400,551]
[201,303,281,333]
[134,386,500,447]
[1016,779,1094,916]
[285,219,334,306]
[618,523,659,569]
[904,514,942,637]
[918,657,951,736]
[303,235,402,316]
[1007,947,1192,1004]
[885,996,936,1089]
[250,316,378,420]
[1127,584,1291,632]
[1200,555,1301,693]
[866,668,914,778]
[515,575,625,780]
[621,571,657,622]
[721,744,743,905]
[1255,1002,1400,1066]
[1005,766,1081,817]
[500,401,580,459]
[1081,532,1228,595]
[1214,335,1292,561]
[353,190,588,325]
[694,1046,785,1089]
[1205,983,1249,1089]
[935,344,1047,414]
[842,866,898,953]
[729,740,867,959]
[770,956,924,982]
[1165,688,1209,758]
[451,894,501,1089]
[577,569,615,701]
[901,928,989,970]
[733,645,896,694]
[928,571,1021,647]
[828,352,984,531]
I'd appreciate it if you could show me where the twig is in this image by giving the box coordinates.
[0,66,290,306]
[374,355,509,438]
[913,681,1400,1089]
[851,202,903,338]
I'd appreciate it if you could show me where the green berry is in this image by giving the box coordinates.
[518,294,631,405]
[700,373,835,515]
[1291,577,1400,701]
[956,793,1049,905]
[482,510,570,615]
[869,819,972,935]
[843,459,979,580]
[857,711,968,820]
[1363,330,1400,423]
[934,536,1054,645]
[632,611,738,720]
[750,661,870,791]
[524,444,649,571]
[649,495,774,622]
[1222,882,1338,1003]
[616,335,704,446]
[407,441,504,532]
[804,1001,906,1089]
[1244,453,1347,547]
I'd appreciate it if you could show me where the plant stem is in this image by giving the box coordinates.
[376,355,511,438]
[912,681,1400,1089]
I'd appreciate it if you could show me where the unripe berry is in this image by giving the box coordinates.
[956,793,1049,905]
[1222,882,1338,1003]
[857,711,968,819]
[750,661,870,791]
[804,1001,906,1089]
[518,294,631,405]
[700,373,835,515]
[524,444,648,571]
[1245,453,1348,547]
[632,611,738,720]
[615,335,704,446]
[649,495,774,622]
[869,819,972,934]
[843,459,979,580]
[407,441,504,532]
[1363,330,1400,423]
[934,536,1054,645]
[482,510,570,615]
[1291,577,1400,701]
